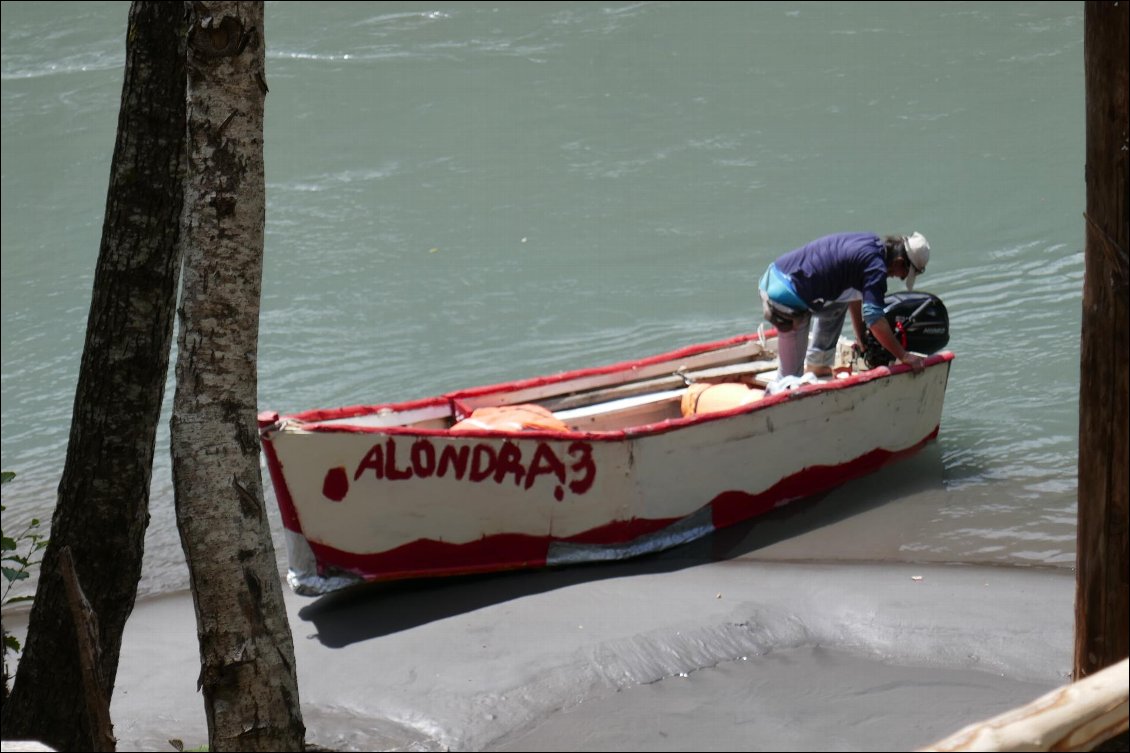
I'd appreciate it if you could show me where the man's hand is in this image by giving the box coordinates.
[900,353,926,374]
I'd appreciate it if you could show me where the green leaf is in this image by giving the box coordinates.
[4,633,21,652]
[1,536,17,551]
[1,471,15,484]
[2,566,30,583]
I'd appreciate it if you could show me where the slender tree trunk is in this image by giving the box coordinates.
[171,2,304,750]
[1075,0,1129,681]
[1,3,187,749]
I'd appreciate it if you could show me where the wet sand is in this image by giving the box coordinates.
[95,555,1071,751]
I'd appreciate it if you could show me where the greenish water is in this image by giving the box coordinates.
[2,1,1084,597]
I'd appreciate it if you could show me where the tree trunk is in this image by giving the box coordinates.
[170,2,305,750]
[1075,0,1129,681]
[1,3,187,749]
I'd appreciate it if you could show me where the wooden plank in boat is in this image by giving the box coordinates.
[540,359,778,412]
[553,388,688,421]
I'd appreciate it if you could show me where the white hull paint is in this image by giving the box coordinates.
[260,333,953,594]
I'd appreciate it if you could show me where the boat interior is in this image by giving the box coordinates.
[310,335,868,434]
[543,358,780,431]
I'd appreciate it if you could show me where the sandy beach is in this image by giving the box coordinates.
[106,558,1071,752]
[4,488,1075,752]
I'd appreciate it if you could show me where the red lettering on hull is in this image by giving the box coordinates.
[324,437,599,503]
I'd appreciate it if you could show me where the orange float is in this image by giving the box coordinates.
[450,403,569,433]
[681,382,763,417]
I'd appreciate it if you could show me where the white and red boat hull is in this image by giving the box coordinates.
[260,333,952,594]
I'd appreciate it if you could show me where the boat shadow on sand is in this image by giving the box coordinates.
[297,446,943,648]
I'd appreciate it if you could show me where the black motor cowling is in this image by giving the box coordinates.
[860,291,950,368]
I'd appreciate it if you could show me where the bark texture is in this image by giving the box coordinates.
[1,3,187,749]
[1075,0,1129,680]
[170,2,305,750]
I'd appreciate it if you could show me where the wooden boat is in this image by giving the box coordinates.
[260,296,953,595]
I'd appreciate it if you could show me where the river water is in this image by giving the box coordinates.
[1,1,1084,601]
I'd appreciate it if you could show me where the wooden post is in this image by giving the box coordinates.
[1076,1,1129,681]
[920,657,1129,752]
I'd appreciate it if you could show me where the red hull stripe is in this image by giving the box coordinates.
[304,515,684,583]
[262,435,302,532]
[292,427,938,583]
[710,429,938,529]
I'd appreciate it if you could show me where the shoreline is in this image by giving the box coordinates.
[6,556,1074,751]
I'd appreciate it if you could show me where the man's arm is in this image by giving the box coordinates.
[869,317,925,373]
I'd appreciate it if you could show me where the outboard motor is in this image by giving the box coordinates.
[860,291,950,369]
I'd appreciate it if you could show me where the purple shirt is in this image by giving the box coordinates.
[773,232,889,312]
